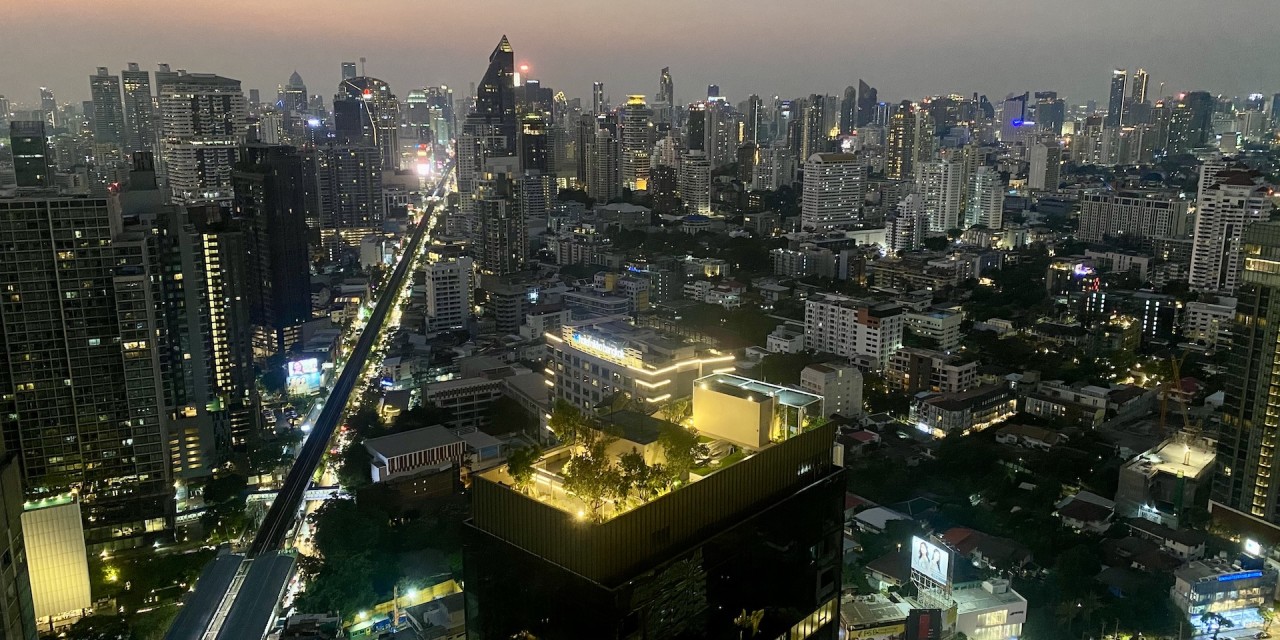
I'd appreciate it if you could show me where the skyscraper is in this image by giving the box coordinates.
[886,101,933,180]
[518,113,552,175]
[657,67,674,123]
[839,85,857,135]
[856,79,877,127]
[1106,69,1127,128]
[311,145,384,252]
[1182,91,1215,148]
[1027,140,1062,191]
[801,153,865,230]
[592,82,606,115]
[341,61,357,80]
[1130,68,1149,104]
[679,150,711,215]
[801,95,827,159]
[8,121,51,188]
[915,157,965,232]
[233,145,314,356]
[1215,221,1280,523]
[964,166,1004,229]
[620,95,653,190]
[1189,164,1270,293]
[586,126,621,203]
[333,76,400,170]
[89,67,125,148]
[744,94,763,145]
[0,196,171,547]
[121,63,155,155]
[38,88,56,129]
[0,428,37,639]
[685,102,706,152]
[474,172,526,276]
[158,73,248,204]
[458,36,518,230]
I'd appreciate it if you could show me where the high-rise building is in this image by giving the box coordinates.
[458,37,518,231]
[1130,68,1149,104]
[592,82,605,115]
[232,145,313,356]
[856,80,877,127]
[705,100,737,168]
[1215,221,1280,523]
[657,67,674,123]
[474,172,526,276]
[1033,91,1065,136]
[1077,190,1190,245]
[1106,69,1127,128]
[0,196,172,547]
[282,71,308,118]
[333,76,400,170]
[585,125,620,203]
[685,102,706,152]
[679,150,711,215]
[121,63,155,155]
[964,166,1004,229]
[886,101,933,180]
[424,251,474,332]
[9,121,51,188]
[1027,140,1061,191]
[620,96,653,190]
[839,85,857,135]
[311,145,384,252]
[744,94,763,145]
[158,73,248,204]
[0,430,37,639]
[1182,91,1215,148]
[38,88,56,129]
[1189,164,1270,293]
[341,61,357,80]
[801,153,865,231]
[154,63,178,93]
[89,67,125,148]
[518,113,551,174]
[805,294,905,369]
[801,95,827,159]
[914,158,965,232]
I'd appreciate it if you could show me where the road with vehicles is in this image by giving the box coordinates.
[165,163,453,640]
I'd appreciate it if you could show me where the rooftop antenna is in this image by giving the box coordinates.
[360,57,366,76]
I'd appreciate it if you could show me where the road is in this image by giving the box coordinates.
[165,164,452,640]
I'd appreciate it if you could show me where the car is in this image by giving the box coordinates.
[1254,632,1270,639]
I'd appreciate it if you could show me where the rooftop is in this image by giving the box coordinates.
[1124,436,1215,480]
[950,581,1026,615]
[696,373,822,410]
[365,425,460,460]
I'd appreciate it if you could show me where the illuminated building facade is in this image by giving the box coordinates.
[158,73,248,205]
[801,153,866,231]
[1171,560,1277,628]
[1216,222,1280,523]
[804,295,905,370]
[545,320,734,411]
[333,76,400,170]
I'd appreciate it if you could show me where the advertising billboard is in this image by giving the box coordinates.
[286,357,322,395]
[288,358,319,376]
[905,609,942,640]
[911,536,950,586]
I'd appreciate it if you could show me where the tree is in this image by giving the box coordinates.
[394,404,454,433]
[561,439,623,521]
[1201,612,1234,640]
[203,473,247,506]
[548,399,593,446]
[662,397,692,427]
[337,443,372,491]
[506,445,542,493]
[922,236,949,251]
[63,614,132,640]
[618,450,670,505]
[658,425,706,481]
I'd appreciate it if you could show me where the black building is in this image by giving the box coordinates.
[464,422,844,639]
[233,144,313,356]
[9,121,51,188]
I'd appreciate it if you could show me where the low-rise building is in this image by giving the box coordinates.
[904,309,964,351]
[801,363,864,418]
[767,324,806,354]
[952,579,1028,640]
[994,423,1065,450]
[1172,559,1278,629]
[1183,296,1236,352]
[692,373,823,450]
[805,294,905,369]
[422,375,506,431]
[886,348,978,394]
[1115,434,1216,529]
[365,426,466,483]
[910,385,1017,438]
[1055,492,1115,533]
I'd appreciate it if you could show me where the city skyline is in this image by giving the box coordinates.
[7,0,1280,109]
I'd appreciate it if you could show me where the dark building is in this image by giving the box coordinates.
[475,35,517,150]
[333,76,400,170]
[856,80,877,128]
[464,422,844,639]
[233,145,313,356]
[685,103,706,152]
[518,113,551,174]
[8,121,51,188]
[839,85,857,135]
[1106,69,1127,128]
[1215,222,1280,524]
[1182,91,1215,148]
[1034,91,1065,136]
[651,165,679,214]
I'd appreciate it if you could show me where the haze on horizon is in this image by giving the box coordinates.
[6,0,1280,109]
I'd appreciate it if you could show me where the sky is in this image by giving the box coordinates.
[5,0,1280,111]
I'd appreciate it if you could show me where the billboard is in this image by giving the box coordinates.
[911,536,950,586]
[288,358,319,376]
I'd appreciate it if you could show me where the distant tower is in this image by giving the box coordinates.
[620,96,653,190]
[856,79,877,127]
[1106,69,1127,127]
[341,61,357,80]
[592,82,606,115]
[121,62,155,155]
[157,73,248,204]
[89,67,125,147]
[334,76,400,170]
[839,85,857,136]
[1130,68,1149,104]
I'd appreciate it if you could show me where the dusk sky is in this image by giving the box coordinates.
[6,0,1280,110]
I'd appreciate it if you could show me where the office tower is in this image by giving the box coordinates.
[964,166,1003,229]
[705,100,737,168]
[839,85,857,136]
[1106,69,1127,127]
[658,67,674,122]
[89,67,125,148]
[1077,190,1190,245]
[458,36,518,227]
[886,101,933,180]
[1189,164,1270,293]
[311,145,384,252]
[586,126,620,203]
[465,378,843,638]
[915,158,965,232]
[9,121,52,188]
[0,95,10,122]
[1033,91,1065,135]
[620,96,653,190]
[158,73,248,204]
[0,197,171,547]
[1215,221,1280,523]
[685,102,706,152]
[474,172,526,275]
[121,62,155,155]
[1130,69,1149,104]
[744,94,763,144]
[518,113,551,174]
[801,153,865,230]
[592,82,606,115]
[998,92,1030,142]
[799,95,827,159]
[232,145,313,356]
[424,253,474,331]
[1182,91,1215,148]
[333,76,400,170]
[1027,140,1062,191]
[707,84,720,99]
[340,61,357,80]
[38,88,56,129]
[856,80,877,127]
[153,64,179,94]
[679,150,711,215]
[282,71,308,115]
